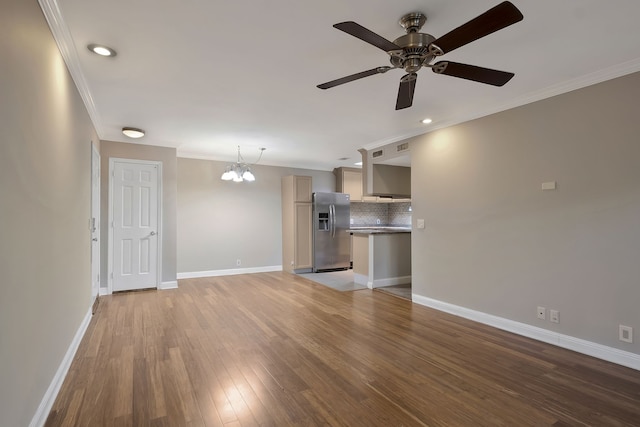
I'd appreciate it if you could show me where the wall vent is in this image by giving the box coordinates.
[397,142,409,152]
[372,150,383,158]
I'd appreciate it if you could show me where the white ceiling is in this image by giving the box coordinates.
[43,0,640,171]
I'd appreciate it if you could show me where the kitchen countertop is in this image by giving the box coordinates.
[349,226,411,234]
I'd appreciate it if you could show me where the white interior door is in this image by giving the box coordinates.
[91,145,100,304]
[111,160,160,292]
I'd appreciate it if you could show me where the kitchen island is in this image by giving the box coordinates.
[350,227,411,289]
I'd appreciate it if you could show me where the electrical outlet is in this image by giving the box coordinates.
[619,325,633,343]
[537,306,546,320]
[550,309,560,323]
[236,259,241,266]
[376,218,381,224]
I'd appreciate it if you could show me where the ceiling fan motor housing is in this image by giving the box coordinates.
[390,32,436,72]
[399,12,427,33]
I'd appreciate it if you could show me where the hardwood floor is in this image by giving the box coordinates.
[47,272,640,426]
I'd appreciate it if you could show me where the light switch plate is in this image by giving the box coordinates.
[619,325,633,343]
[416,219,425,229]
[541,181,557,191]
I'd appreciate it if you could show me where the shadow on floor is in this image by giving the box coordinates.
[375,284,412,301]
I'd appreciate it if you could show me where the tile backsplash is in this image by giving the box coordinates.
[388,202,412,226]
[350,202,411,226]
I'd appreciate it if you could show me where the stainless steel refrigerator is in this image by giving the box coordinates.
[312,192,351,272]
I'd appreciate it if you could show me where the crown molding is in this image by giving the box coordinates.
[363,57,640,151]
[38,0,104,138]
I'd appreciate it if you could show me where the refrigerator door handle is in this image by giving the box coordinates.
[331,204,336,238]
[329,204,333,238]
[333,204,336,238]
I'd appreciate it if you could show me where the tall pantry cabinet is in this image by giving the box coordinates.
[282,175,313,273]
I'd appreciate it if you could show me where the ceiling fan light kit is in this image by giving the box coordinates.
[317,1,524,110]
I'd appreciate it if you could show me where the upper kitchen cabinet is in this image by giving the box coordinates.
[333,167,362,201]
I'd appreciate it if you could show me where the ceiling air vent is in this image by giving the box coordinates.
[372,150,383,158]
[397,142,409,152]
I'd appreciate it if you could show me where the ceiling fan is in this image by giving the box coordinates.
[317,1,524,110]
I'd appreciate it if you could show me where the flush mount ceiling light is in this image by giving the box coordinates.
[421,118,433,124]
[221,146,266,183]
[122,127,145,138]
[354,161,363,166]
[87,43,117,57]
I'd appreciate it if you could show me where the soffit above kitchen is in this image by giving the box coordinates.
[43,0,640,171]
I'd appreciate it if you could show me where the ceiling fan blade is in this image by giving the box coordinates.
[395,74,417,110]
[432,61,514,86]
[429,1,523,55]
[334,21,402,52]
[317,67,389,90]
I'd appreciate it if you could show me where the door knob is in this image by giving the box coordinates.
[150,231,156,236]
[92,238,98,241]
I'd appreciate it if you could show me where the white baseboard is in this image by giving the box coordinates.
[98,286,108,296]
[412,294,640,371]
[30,307,93,427]
[159,280,178,290]
[177,265,282,279]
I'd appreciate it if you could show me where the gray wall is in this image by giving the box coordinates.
[0,0,99,425]
[177,158,334,274]
[410,71,640,354]
[100,140,178,285]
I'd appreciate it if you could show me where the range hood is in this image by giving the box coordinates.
[371,164,411,198]
[359,141,412,199]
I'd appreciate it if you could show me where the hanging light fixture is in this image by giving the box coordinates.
[220,146,265,182]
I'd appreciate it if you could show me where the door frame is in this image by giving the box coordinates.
[107,157,163,294]
[91,144,100,310]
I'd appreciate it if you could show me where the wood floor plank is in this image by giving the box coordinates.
[46,272,640,426]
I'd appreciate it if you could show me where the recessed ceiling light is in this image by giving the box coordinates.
[87,44,117,57]
[421,118,433,124]
[354,161,363,166]
[122,127,145,138]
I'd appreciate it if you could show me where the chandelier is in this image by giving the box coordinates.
[220,146,265,182]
